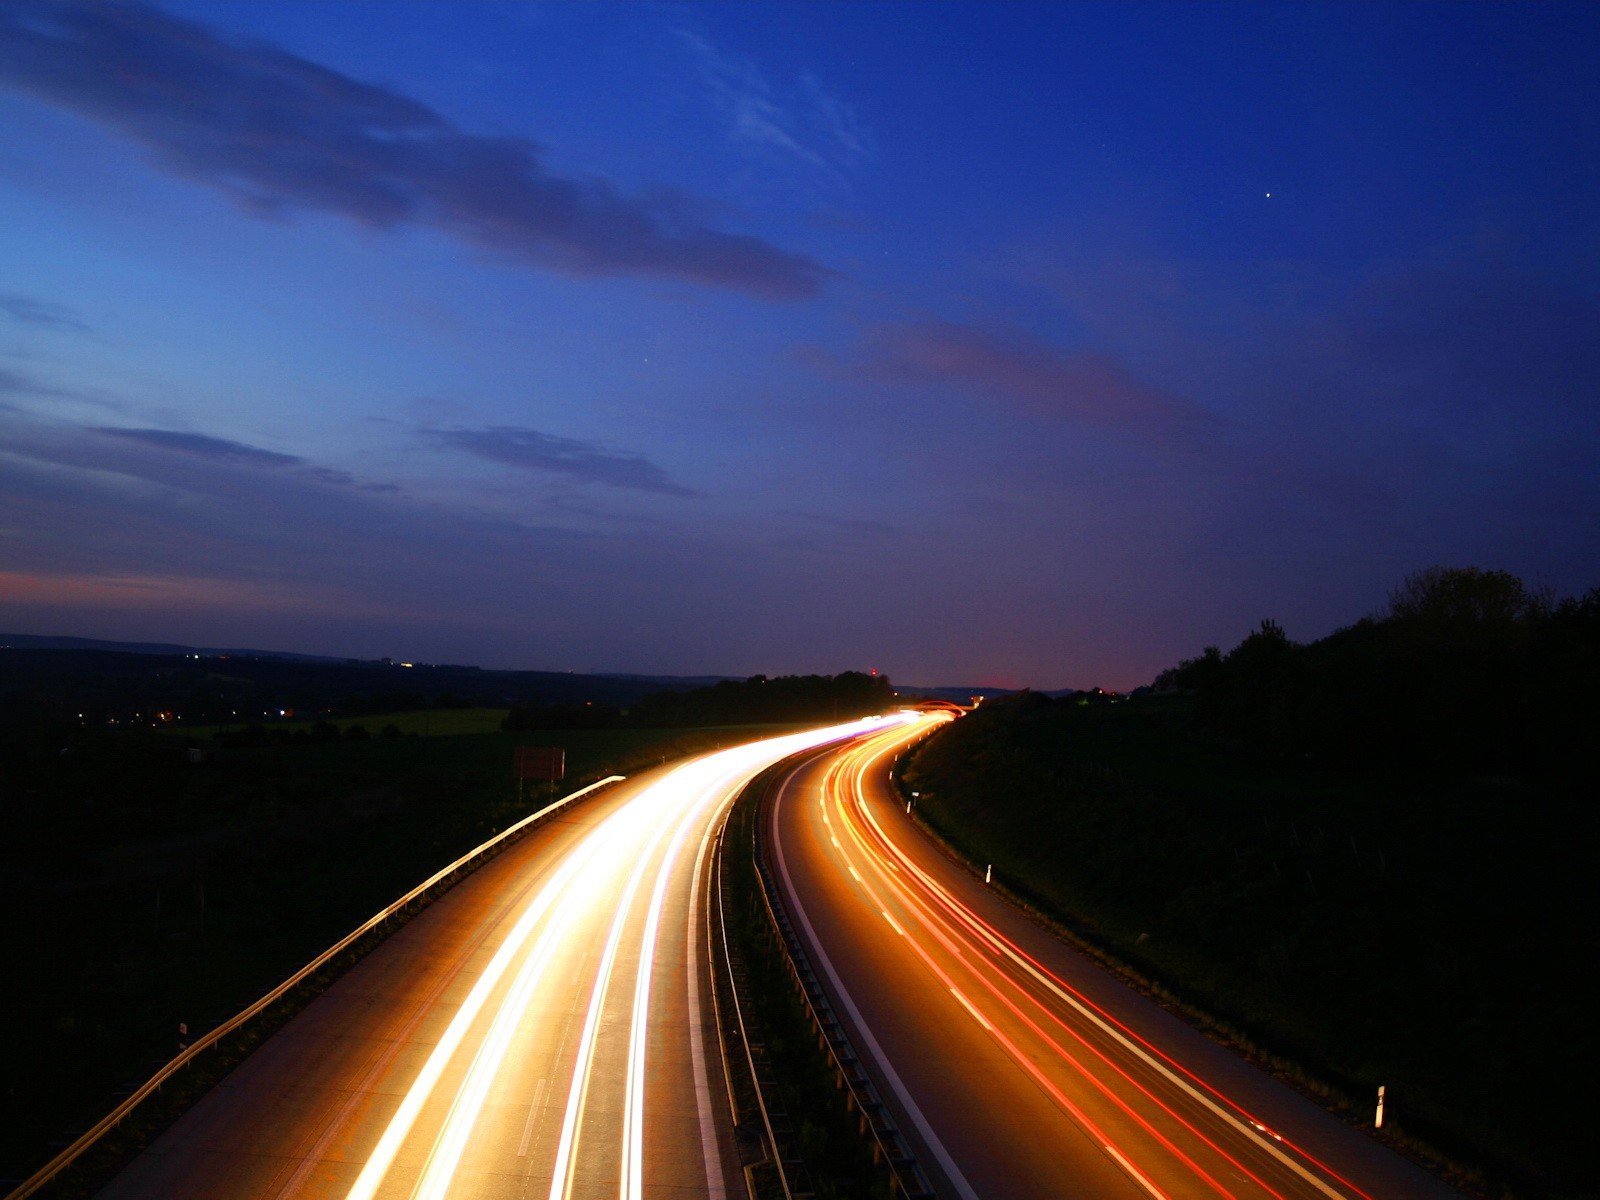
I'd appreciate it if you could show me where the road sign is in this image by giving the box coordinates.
[515,745,565,782]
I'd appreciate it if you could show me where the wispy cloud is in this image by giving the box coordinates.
[86,424,402,491]
[421,426,698,497]
[93,427,302,468]
[814,320,1215,440]
[0,365,122,414]
[0,1,828,300]
[0,409,755,669]
[678,29,870,189]
[0,292,92,334]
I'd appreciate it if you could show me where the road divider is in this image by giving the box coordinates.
[713,747,938,1200]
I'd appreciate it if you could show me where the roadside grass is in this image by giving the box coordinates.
[0,721,798,1185]
[901,698,1597,1200]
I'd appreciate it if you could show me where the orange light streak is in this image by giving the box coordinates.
[811,740,1256,1200]
[818,725,1371,1200]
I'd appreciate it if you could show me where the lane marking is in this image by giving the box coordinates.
[517,1079,548,1157]
[949,987,993,1032]
[271,852,545,1200]
[771,765,983,1200]
[548,790,682,1200]
[847,747,1357,1200]
[822,745,1250,1200]
[1105,1142,1173,1200]
[624,764,751,1200]
[413,829,611,1200]
[341,818,607,1200]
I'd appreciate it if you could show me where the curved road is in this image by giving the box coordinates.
[93,716,912,1200]
[769,716,1467,1200]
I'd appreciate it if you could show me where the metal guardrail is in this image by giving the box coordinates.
[751,813,938,1199]
[711,805,811,1200]
[4,774,626,1200]
[721,760,937,1200]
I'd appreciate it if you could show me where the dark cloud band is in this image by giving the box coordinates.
[421,425,697,497]
[0,1,828,300]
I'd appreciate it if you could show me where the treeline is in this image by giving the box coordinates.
[902,564,1599,1194]
[503,671,894,731]
[0,648,718,738]
[1158,566,1600,774]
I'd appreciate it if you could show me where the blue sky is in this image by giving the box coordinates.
[2,1,1597,687]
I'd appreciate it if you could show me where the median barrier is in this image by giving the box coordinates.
[712,752,936,1200]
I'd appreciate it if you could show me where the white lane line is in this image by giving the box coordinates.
[1104,1142,1172,1200]
[272,891,501,1200]
[548,790,682,1200]
[517,1079,548,1157]
[948,987,993,1032]
[687,816,731,1198]
[341,820,605,1200]
[882,910,906,936]
[413,842,599,1200]
[771,772,982,1200]
[624,770,736,1200]
[854,794,1355,1200]
[848,865,863,883]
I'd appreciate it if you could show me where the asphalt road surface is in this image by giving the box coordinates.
[94,716,911,1200]
[768,716,1469,1200]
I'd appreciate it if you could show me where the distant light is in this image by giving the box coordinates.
[401,662,415,668]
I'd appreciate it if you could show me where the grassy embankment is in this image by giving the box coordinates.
[0,714,791,1184]
[901,695,1597,1200]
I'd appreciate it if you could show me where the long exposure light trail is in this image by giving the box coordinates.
[340,714,913,1200]
[818,742,1280,1200]
[838,748,1370,1200]
[771,716,1398,1200]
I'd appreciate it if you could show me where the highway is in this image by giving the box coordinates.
[769,716,1468,1200]
[92,716,912,1200]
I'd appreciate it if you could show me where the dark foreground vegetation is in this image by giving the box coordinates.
[0,714,786,1184]
[0,642,729,733]
[905,568,1599,1199]
[0,645,894,1183]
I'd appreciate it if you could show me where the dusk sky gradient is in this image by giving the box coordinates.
[2,1,1597,687]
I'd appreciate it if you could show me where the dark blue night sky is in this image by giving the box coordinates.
[1,1,1596,687]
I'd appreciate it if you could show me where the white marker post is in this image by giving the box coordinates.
[984,864,992,884]
[1375,1085,1386,1129]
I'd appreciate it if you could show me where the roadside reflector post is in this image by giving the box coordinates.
[984,863,992,884]
[1375,1084,1386,1128]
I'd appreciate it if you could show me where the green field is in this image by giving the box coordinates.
[174,705,511,739]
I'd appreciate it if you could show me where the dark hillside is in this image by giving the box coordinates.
[904,569,1600,1198]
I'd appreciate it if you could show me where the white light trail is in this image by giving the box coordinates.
[341,714,914,1200]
